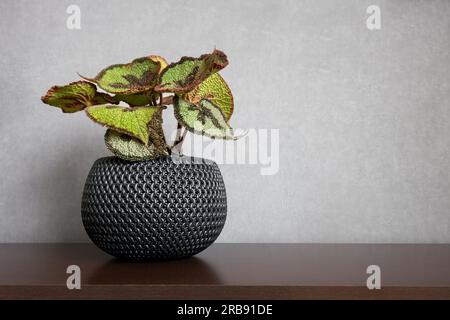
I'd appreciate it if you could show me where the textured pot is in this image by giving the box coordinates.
[81,156,227,260]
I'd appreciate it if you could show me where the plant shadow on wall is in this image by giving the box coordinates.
[40,49,239,260]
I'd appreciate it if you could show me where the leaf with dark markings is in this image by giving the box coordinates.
[85,105,163,144]
[187,73,234,121]
[112,93,153,107]
[81,57,161,94]
[155,49,228,94]
[174,96,235,139]
[104,129,168,161]
[41,81,98,113]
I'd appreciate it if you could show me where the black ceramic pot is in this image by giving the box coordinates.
[81,156,227,260]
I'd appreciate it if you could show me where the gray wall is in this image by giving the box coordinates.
[0,0,449,242]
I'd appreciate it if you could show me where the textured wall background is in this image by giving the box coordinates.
[0,0,449,242]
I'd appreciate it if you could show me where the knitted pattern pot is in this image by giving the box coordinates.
[81,156,227,260]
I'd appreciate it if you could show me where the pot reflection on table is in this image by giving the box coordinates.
[86,256,223,285]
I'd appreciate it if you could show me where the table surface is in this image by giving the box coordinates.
[0,243,449,299]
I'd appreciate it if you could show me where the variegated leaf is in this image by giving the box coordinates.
[85,105,162,144]
[174,96,235,139]
[41,81,99,113]
[104,129,168,161]
[149,55,168,73]
[187,73,234,121]
[92,92,117,105]
[155,49,228,94]
[82,57,161,94]
[112,93,153,107]
[147,107,168,154]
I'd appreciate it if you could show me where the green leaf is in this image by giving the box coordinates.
[41,81,98,113]
[104,129,168,161]
[85,105,162,144]
[155,49,228,94]
[92,92,117,105]
[147,107,168,154]
[187,73,234,121]
[112,93,153,107]
[149,55,168,72]
[82,57,161,94]
[174,96,235,139]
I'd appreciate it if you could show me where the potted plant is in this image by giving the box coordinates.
[41,49,235,260]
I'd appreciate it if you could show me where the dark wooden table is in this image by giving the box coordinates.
[0,244,449,299]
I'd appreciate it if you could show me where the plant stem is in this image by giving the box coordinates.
[173,122,182,146]
[175,122,182,139]
[172,130,187,155]
[158,94,178,154]
[172,123,187,155]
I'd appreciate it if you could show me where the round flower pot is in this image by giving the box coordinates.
[81,156,227,260]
